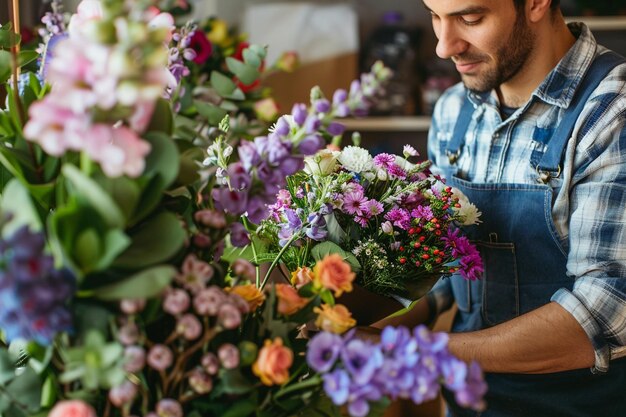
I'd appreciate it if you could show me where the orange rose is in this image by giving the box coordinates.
[314,303,356,334]
[275,284,309,315]
[252,338,293,385]
[290,266,314,289]
[313,254,355,297]
[227,284,266,311]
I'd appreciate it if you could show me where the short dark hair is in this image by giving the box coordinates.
[513,0,560,11]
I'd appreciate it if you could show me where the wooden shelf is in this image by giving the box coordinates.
[342,116,432,132]
[566,16,626,31]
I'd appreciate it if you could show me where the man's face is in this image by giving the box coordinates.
[423,0,536,93]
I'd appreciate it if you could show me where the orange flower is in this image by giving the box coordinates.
[290,266,314,288]
[227,284,266,311]
[314,304,356,334]
[275,51,299,72]
[275,284,309,315]
[252,338,293,386]
[313,254,355,297]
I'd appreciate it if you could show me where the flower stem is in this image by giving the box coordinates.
[260,231,303,290]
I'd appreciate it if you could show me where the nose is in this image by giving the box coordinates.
[434,21,468,59]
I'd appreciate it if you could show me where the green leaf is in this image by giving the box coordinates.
[226,57,260,85]
[195,101,228,126]
[113,211,185,268]
[219,369,254,395]
[146,98,174,135]
[324,213,348,245]
[0,51,12,84]
[0,179,43,236]
[18,51,38,68]
[221,398,257,417]
[210,71,237,96]
[94,229,131,270]
[0,25,20,49]
[242,48,262,69]
[6,367,42,413]
[0,349,15,385]
[310,241,361,274]
[143,132,180,190]
[62,164,125,228]
[74,228,102,271]
[94,265,176,300]
[99,176,141,222]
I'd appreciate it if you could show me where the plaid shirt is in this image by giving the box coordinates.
[427,23,626,373]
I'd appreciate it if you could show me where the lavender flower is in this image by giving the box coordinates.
[307,332,343,372]
[307,325,487,417]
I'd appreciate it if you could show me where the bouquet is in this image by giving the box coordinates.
[257,144,484,301]
[0,1,487,416]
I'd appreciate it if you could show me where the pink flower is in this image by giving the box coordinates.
[108,380,138,407]
[84,124,151,178]
[254,98,280,122]
[194,286,227,316]
[218,343,240,369]
[156,399,183,417]
[163,288,190,315]
[217,303,242,329]
[194,209,227,228]
[176,313,202,340]
[231,258,256,281]
[176,254,215,293]
[189,368,213,394]
[120,299,146,314]
[123,346,146,373]
[49,400,97,417]
[147,344,174,370]
[68,0,104,38]
[148,12,175,43]
[342,189,367,216]
[201,352,220,375]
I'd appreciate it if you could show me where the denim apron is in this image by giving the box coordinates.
[442,52,626,417]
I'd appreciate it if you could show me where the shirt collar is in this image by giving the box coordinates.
[532,22,598,108]
[465,23,598,110]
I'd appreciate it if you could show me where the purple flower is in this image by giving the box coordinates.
[274,116,291,136]
[323,369,351,405]
[341,339,383,385]
[441,357,468,391]
[0,227,75,345]
[291,103,308,126]
[364,199,384,217]
[453,361,488,411]
[373,153,395,169]
[307,332,343,372]
[304,115,322,134]
[410,373,440,404]
[212,188,248,216]
[148,345,174,371]
[238,140,261,171]
[347,384,383,417]
[327,122,346,136]
[413,325,449,354]
[298,134,325,155]
[333,89,348,104]
[411,205,434,222]
[314,99,331,113]
[229,222,250,247]
[388,164,407,179]
[385,208,411,230]
[342,190,367,216]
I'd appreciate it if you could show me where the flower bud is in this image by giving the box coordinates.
[218,343,240,369]
[147,344,173,371]
[156,399,183,417]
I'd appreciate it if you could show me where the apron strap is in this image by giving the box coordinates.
[446,95,475,164]
[537,51,626,173]
[447,52,625,171]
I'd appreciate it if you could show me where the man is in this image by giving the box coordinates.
[373,0,626,415]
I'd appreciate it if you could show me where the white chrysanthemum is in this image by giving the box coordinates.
[338,146,374,173]
[451,187,482,225]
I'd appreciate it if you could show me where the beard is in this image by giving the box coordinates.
[459,11,536,93]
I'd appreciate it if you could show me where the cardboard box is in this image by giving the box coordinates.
[262,52,358,112]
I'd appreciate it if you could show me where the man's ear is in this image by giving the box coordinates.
[526,0,552,23]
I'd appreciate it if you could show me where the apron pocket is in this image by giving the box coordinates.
[478,241,520,326]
